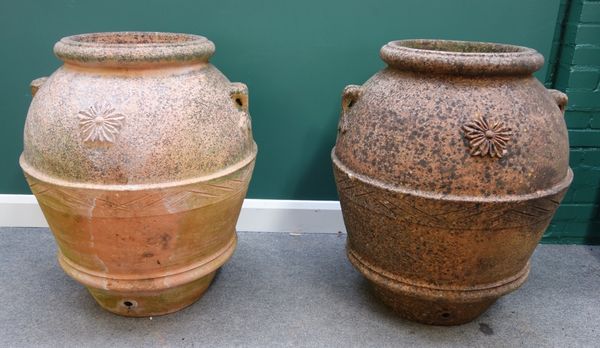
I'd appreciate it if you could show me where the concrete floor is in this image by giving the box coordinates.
[0,228,598,347]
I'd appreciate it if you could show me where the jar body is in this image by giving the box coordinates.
[333,40,571,325]
[20,32,257,316]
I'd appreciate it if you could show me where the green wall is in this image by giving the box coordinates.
[7,0,597,242]
[544,0,600,244]
[0,0,560,197]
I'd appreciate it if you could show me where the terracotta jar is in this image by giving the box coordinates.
[20,32,257,316]
[332,40,572,325]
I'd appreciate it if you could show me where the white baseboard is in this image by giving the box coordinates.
[0,195,346,233]
[0,195,47,228]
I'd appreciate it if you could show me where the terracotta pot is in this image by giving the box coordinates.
[20,32,257,317]
[332,40,572,325]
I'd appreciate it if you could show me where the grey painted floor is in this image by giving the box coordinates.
[0,228,599,347]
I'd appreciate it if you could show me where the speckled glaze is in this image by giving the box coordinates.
[20,32,257,316]
[332,40,572,325]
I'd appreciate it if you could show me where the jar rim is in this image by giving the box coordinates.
[54,32,215,67]
[380,39,544,76]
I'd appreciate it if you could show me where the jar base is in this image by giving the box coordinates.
[87,271,216,317]
[347,248,529,325]
[372,284,496,326]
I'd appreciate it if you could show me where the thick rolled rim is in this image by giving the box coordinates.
[380,39,544,76]
[54,31,215,67]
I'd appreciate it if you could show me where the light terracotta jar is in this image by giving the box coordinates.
[20,32,257,316]
[333,40,572,325]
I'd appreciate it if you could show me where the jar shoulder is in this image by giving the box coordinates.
[23,64,255,185]
[334,70,570,196]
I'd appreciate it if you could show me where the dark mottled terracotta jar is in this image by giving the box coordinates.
[332,40,572,325]
[20,32,257,316]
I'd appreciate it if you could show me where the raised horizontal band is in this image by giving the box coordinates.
[332,149,573,203]
[20,148,256,192]
[58,233,236,292]
[348,248,529,302]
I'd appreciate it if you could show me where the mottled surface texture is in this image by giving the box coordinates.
[1,229,599,347]
[20,32,257,316]
[24,32,255,184]
[333,40,572,325]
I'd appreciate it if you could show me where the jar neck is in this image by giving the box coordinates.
[380,39,544,76]
[54,32,215,69]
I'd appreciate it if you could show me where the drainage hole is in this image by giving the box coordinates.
[235,98,243,107]
[441,312,451,318]
[121,300,137,309]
